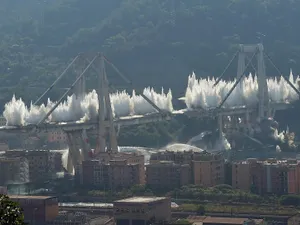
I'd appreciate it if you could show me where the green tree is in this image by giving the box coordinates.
[0,195,26,225]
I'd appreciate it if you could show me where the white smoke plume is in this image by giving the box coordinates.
[3,87,173,126]
[185,70,300,109]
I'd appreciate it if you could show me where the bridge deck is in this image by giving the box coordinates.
[0,113,172,133]
[0,102,292,133]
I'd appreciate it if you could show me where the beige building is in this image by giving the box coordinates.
[146,161,191,190]
[80,152,145,190]
[150,150,225,187]
[114,197,171,225]
[192,153,224,187]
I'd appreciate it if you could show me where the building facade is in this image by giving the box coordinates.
[80,152,145,190]
[193,153,225,187]
[146,161,191,190]
[4,150,60,183]
[113,197,171,225]
[9,195,59,224]
[48,131,68,146]
[0,157,29,185]
[150,150,225,187]
[232,158,264,194]
[232,158,299,195]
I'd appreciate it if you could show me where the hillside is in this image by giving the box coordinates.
[1,0,300,146]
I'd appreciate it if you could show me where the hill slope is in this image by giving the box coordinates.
[1,0,300,146]
[1,0,300,103]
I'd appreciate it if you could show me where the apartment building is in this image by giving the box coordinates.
[263,159,289,195]
[4,150,58,183]
[48,131,67,145]
[192,153,225,187]
[150,150,198,165]
[0,157,29,185]
[80,152,145,190]
[146,161,191,190]
[287,160,300,194]
[150,150,225,187]
[232,158,297,195]
[232,158,264,194]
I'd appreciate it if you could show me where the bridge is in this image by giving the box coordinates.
[1,44,299,172]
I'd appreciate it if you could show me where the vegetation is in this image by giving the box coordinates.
[173,219,192,225]
[279,195,300,206]
[174,203,297,216]
[0,195,25,225]
[2,0,300,145]
[170,184,272,204]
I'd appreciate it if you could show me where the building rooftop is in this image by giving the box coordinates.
[188,216,263,225]
[9,195,56,200]
[114,196,167,204]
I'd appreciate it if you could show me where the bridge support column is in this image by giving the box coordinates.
[95,54,118,155]
[74,56,86,98]
[65,130,91,174]
[257,44,269,119]
[238,44,269,120]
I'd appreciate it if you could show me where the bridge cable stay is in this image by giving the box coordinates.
[217,50,258,110]
[34,54,80,105]
[214,49,240,87]
[103,56,164,114]
[264,52,300,97]
[36,54,99,126]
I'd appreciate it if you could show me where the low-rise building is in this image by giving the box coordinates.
[146,161,191,190]
[9,195,59,224]
[47,211,88,225]
[114,197,171,225]
[187,216,264,225]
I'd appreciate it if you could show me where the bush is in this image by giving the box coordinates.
[0,195,26,225]
[279,195,300,206]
